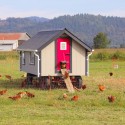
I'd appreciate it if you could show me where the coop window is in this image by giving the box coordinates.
[60,42,67,50]
[21,51,25,65]
[30,52,35,65]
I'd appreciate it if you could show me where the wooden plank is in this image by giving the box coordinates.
[61,69,75,93]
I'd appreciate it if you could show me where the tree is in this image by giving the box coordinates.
[93,32,111,49]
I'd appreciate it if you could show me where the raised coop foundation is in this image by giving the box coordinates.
[22,73,83,90]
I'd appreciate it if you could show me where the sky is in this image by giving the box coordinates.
[0,0,125,19]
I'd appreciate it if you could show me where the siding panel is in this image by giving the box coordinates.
[41,41,55,76]
[21,52,38,75]
[70,40,85,76]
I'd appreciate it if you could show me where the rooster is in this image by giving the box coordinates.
[26,91,35,98]
[108,95,115,102]
[9,95,22,101]
[71,95,79,101]
[98,85,106,91]
[0,90,7,95]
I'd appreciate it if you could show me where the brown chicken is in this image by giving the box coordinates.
[17,92,26,98]
[98,85,106,91]
[64,71,69,79]
[21,79,27,87]
[0,89,7,95]
[63,93,68,99]
[26,91,35,98]
[9,95,22,100]
[71,95,79,101]
[109,72,113,76]
[5,75,12,80]
[108,95,115,102]
[82,85,86,90]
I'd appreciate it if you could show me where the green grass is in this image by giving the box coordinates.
[0,51,125,125]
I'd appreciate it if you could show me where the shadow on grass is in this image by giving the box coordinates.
[0,78,56,90]
[0,78,25,89]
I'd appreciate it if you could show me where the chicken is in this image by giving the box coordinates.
[21,79,27,87]
[82,85,86,90]
[9,95,22,101]
[108,95,115,102]
[0,75,2,78]
[64,71,69,79]
[98,85,106,91]
[63,93,68,99]
[109,72,113,76]
[71,95,79,101]
[5,75,12,80]
[17,92,26,98]
[26,91,35,98]
[0,89,7,95]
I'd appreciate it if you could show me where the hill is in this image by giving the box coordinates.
[0,14,125,47]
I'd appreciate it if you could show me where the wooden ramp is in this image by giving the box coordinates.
[61,69,75,93]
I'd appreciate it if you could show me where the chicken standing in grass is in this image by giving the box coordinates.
[9,95,22,101]
[98,85,106,91]
[82,85,86,90]
[17,92,26,98]
[108,95,115,102]
[71,95,79,101]
[26,91,35,98]
[5,75,12,80]
[63,93,68,99]
[0,90,7,95]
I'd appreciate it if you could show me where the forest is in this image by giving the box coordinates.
[0,14,125,48]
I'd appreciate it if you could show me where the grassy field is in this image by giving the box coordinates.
[0,51,125,125]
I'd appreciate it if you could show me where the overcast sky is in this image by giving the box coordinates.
[0,0,125,19]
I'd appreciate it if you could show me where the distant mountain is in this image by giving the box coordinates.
[24,16,49,23]
[0,14,125,48]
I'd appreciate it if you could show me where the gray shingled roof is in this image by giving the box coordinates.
[17,28,92,52]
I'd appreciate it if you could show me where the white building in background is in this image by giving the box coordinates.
[0,33,30,51]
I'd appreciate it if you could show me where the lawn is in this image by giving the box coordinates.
[0,51,125,125]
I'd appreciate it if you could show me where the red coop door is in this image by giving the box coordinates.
[56,37,71,71]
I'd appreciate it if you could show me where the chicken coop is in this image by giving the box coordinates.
[17,28,92,91]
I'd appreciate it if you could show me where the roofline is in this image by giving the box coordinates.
[37,30,65,51]
[64,28,92,51]
[38,28,92,52]
[17,48,38,52]
[25,32,31,38]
